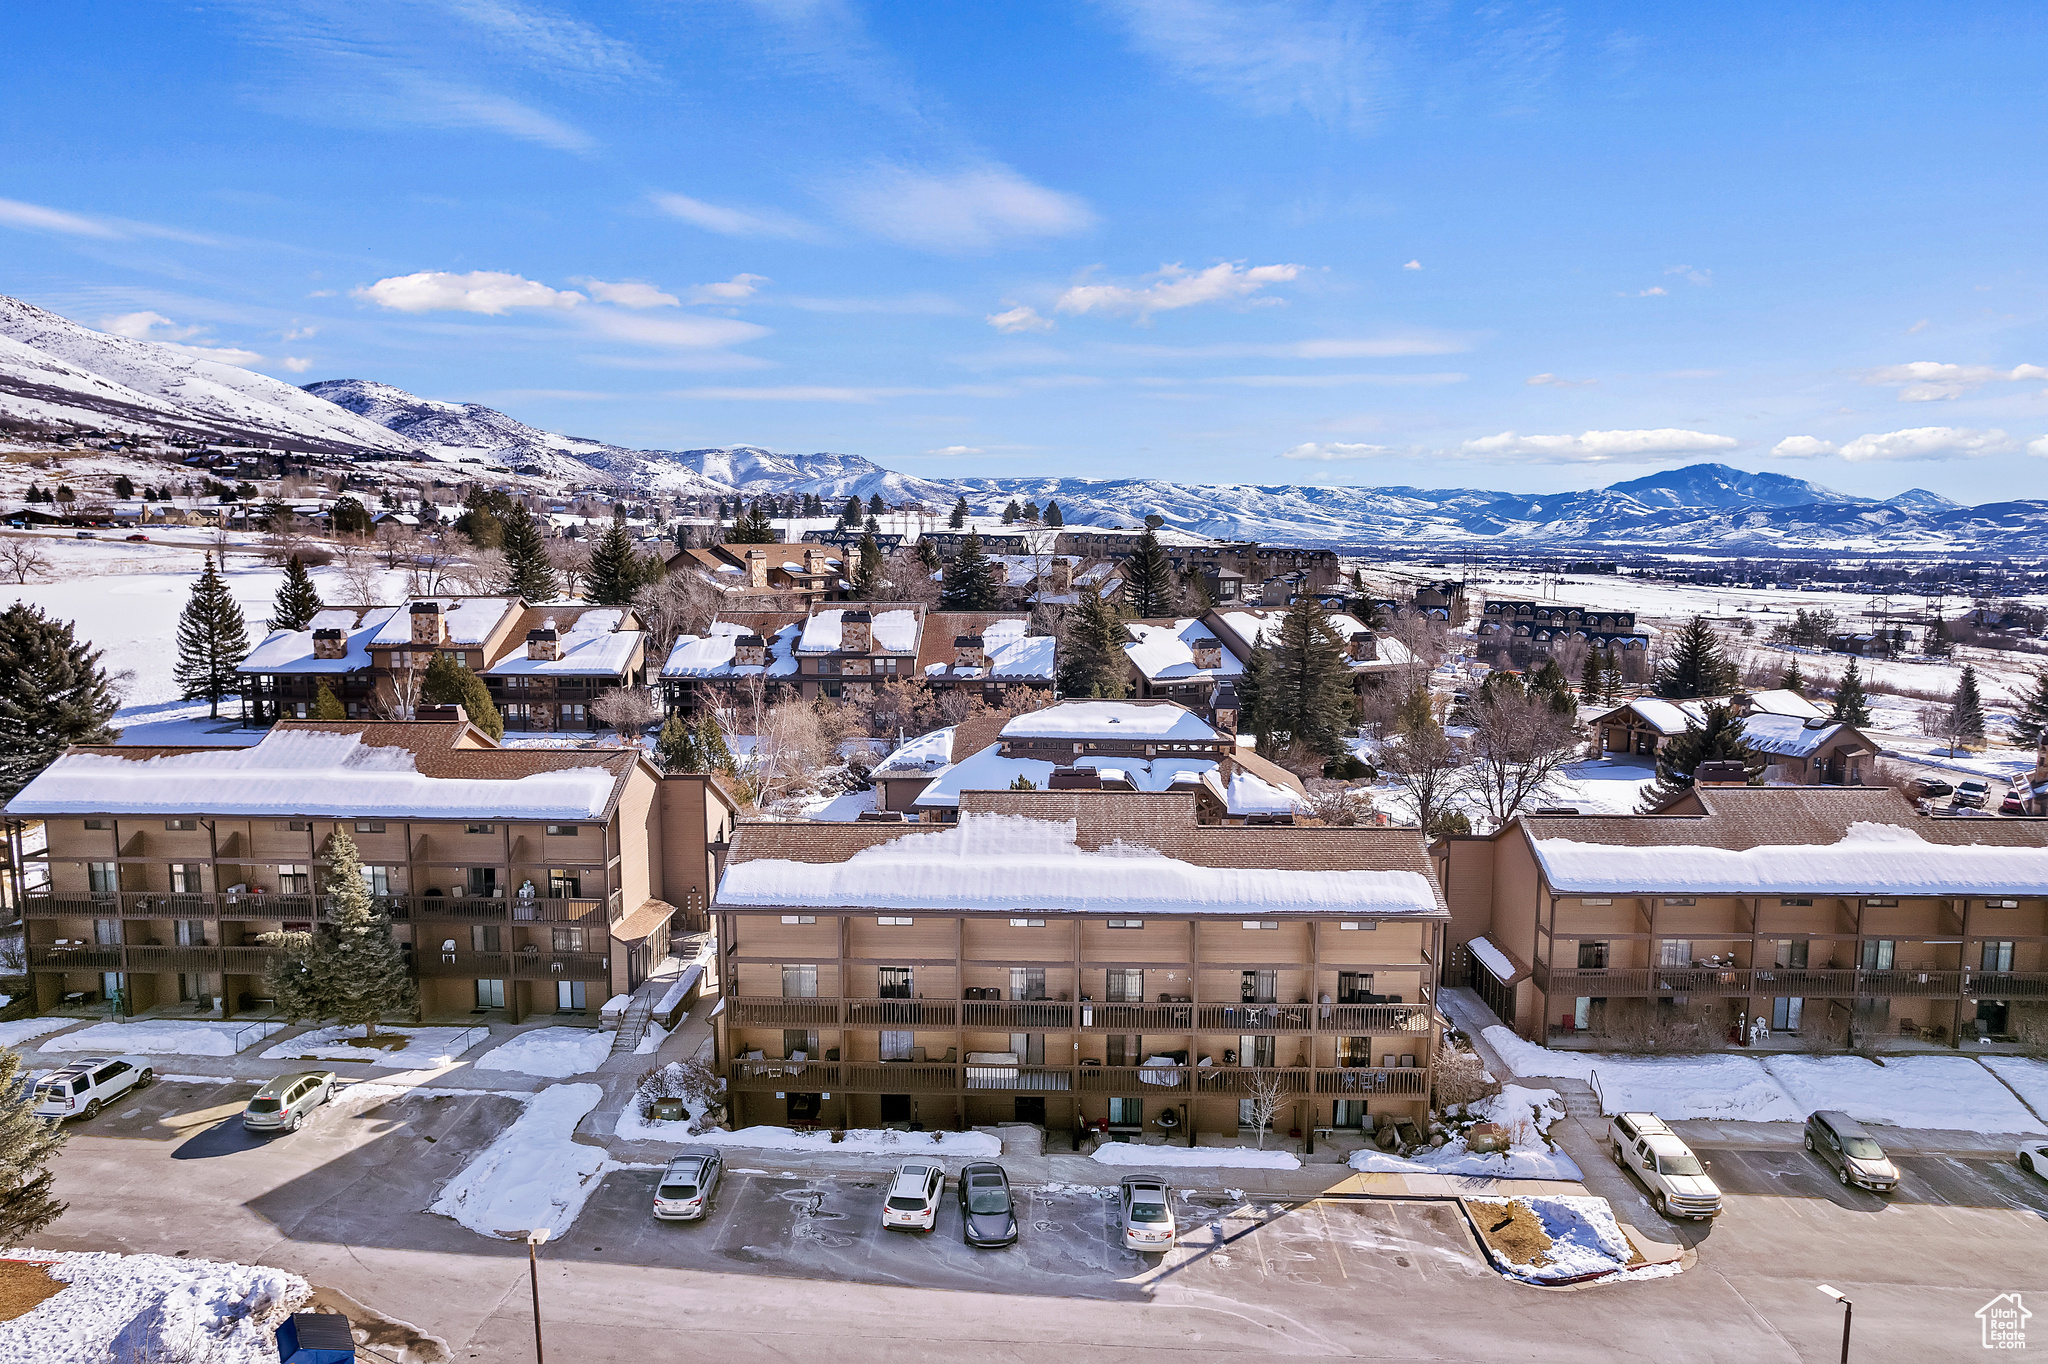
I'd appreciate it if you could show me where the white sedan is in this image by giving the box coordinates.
[2016,1140,2048,1178]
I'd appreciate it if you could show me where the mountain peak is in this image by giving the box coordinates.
[1603,462,1864,510]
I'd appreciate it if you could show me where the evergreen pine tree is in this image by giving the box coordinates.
[264,830,416,1038]
[1394,683,1434,735]
[1949,664,1987,748]
[727,502,776,544]
[1635,702,1764,811]
[1001,499,1021,524]
[1122,526,1175,618]
[269,555,323,632]
[422,653,504,740]
[0,1045,69,1240]
[842,495,863,526]
[864,514,879,534]
[853,533,885,599]
[1021,500,1040,522]
[113,474,135,500]
[1580,649,1607,705]
[1778,657,1806,697]
[1830,656,1872,726]
[2013,666,2048,748]
[498,502,559,600]
[1654,615,1738,699]
[693,712,734,772]
[309,680,346,720]
[916,539,941,573]
[940,530,1000,610]
[0,603,120,801]
[868,494,885,517]
[1927,615,1953,658]
[1055,588,1129,699]
[1044,500,1063,528]
[1259,596,1356,755]
[655,713,702,773]
[949,497,969,529]
[174,553,250,719]
[1602,654,1625,704]
[585,522,641,605]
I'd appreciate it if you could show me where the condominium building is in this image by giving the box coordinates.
[1436,786,2048,1046]
[712,789,1446,1141]
[7,710,735,1023]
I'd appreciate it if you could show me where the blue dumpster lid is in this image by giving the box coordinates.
[277,1311,356,1362]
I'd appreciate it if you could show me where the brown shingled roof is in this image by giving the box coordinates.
[1518,785,2048,851]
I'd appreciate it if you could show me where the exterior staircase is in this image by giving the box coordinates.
[607,990,656,1059]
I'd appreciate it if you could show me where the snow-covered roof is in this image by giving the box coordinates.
[872,726,955,776]
[913,745,1218,809]
[923,618,1056,681]
[8,728,623,821]
[1001,701,1221,742]
[485,610,641,677]
[1745,689,1825,720]
[1616,692,1824,736]
[237,607,399,675]
[660,622,800,678]
[1202,768,1309,816]
[1469,935,1518,982]
[1215,609,1416,671]
[1531,821,2048,897]
[1123,619,1242,681]
[799,607,921,654]
[719,810,1441,915]
[369,597,522,647]
[1739,714,1852,759]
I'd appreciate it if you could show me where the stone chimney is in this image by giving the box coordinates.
[745,548,768,590]
[1209,680,1240,737]
[840,610,872,653]
[734,633,768,667]
[1050,559,1074,593]
[804,545,830,576]
[409,600,445,645]
[1347,631,1376,662]
[1190,638,1223,671]
[310,627,347,661]
[954,634,988,670]
[526,619,561,662]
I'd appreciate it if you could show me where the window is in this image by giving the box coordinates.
[1771,997,1804,1030]
[1108,1097,1141,1126]
[1983,941,2016,972]
[1009,967,1045,1001]
[1008,1032,1046,1065]
[1105,969,1143,1002]
[467,867,499,897]
[781,964,818,998]
[1106,919,1143,930]
[1662,897,1695,907]
[877,967,914,999]
[1336,971,1373,1003]
[1337,921,1375,931]
[1989,899,2020,909]
[560,703,587,725]
[877,916,914,926]
[880,1030,914,1061]
[546,824,580,837]
[275,820,311,832]
[1658,940,1690,967]
[780,915,817,925]
[1779,897,1812,906]
[1577,941,1609,969]
[1774,940,1810,968]
[355,821,385,833]
[1241,969,1276,1004]
[1106,1035,1139,1067]
[1859,939,1896,970]
[1338,1036,1373,1066]
[1008,918,1045,928]
[1863,898,1897,908]
[1242,921,1278,931]
[465,823,494,835]
[169,864,203,894]
[93,918,121,945]
[83,819,109,830]
[552,926,585,953]
[1579,898,1612,906]
[360,865,391,896]
[556,980,587,1011]
[471,924,502,952]
[163,819,196,831]
[174,919,207,946]
[275,864,310,893]
[548,868,581,898]
[475,979,506,1009]
[783,1029,819,1059]
[1239,1034,1276,1067]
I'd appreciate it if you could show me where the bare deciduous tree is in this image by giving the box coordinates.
[1464,689,1579,828]
[1378,719,1467,833]
[332,541,383,606]
[590,685,659,741]
[377,662,422,721]
[547,538,592,599]
[632,568,723,661]
[1245,1071,1285,1150]
[748,699,840,807]
[0,539,52,584]
[443,547,506,595]
[1432,1045,1499,1110]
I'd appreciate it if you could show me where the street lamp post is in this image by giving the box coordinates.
[527,1228,551,1364]
[1817,1284,1852,1363]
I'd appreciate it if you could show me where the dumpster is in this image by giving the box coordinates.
[276,1312,355,1362]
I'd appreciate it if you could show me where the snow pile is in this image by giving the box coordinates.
[430,1083,608,1238]
[1764,1056,2045,1135]
[474,1027,614,1078]
[1468,1195,1678,1285]
[0,1017,76,1050]
[1089,1142,1300,1170]
[40,1021,253,1058]
[260,1025,485,1068]
[721,810,1440,915]
[688,1126,1002,1157]
[0,1247,309,1364]
[633,1022,669,1056]
[1352,1085,1583,1180]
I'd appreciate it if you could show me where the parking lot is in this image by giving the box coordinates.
[1694,1143,2048,1215]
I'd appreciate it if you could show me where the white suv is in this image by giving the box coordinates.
[880,1157,945,1231]
[1610,1112,1722,1219]
[33,1056,154,1121]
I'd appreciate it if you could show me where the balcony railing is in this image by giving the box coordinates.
[962,999,1073,1029]
[845,998,958,1028]
[1084,1002,1193,1031]
[415,948,610,980]
[723,995,1436,1035]
[20,890,602,928]
[723,1062,1421,1096]
[1534,963,2040,1000]
[30,944,122,971]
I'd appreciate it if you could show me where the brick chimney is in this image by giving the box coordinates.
[409,600,445,645]
[734,633,768,667]
[310,627,347,661]
[745,548,768,590]
[954,634,988,669]
[526,620,561,662]
[839,610,872,653]
[1190,638,1223,671]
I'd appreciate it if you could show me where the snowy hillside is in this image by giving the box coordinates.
[0,296,421,456]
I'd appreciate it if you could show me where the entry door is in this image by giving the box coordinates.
[556,981,587,1010]
[1014,1097,1045,1126]
[475,978,506,1009]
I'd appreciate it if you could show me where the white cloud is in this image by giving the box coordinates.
[580,310,770,349]
[1460,428,1737,464]
[1098,0,1388,128]
[1665,264,1712,286]
[1526,373,1594,388]
[0,197,122,239]
[650,192,820,240]
[1204,372,1464,388]
[164,343,266,365]
[1771,435,1838,459]
[281,325,318,341]
[1859,360,2048,401]
[282,356,315,373]
[576,278,679,308]
[672,383,1009,403]
[784,292,960,315]
[1836,427,2016,462]
[357,270,585,314]
[1057,261,1303,319]
[687,274,768,305]
[832,164,1094,253]
[1635,286,1668,297]
[2029,436,2048,458]
[1281,441,1391,461]
[1402,259,1422,270]
[926,445,984,455]
[987,305,1055,334]
[1107,335,1467,359]
[99,311,203,341]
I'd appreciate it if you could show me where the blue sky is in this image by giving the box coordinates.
[6,1,2047,501]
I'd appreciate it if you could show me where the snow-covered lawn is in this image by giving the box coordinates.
[473,1026,613,1078]
[430,1083,608,1239]
[1549,757,1658,814]
[0,1247,309,1364]
[38,1020,272,1058]
[1483,1026,1805,1122]
[1983,1057,2048,1119]
[1089,1142,1300,1170]
[1465,1195,1680,1285]
[259,1025,485,1069]
[0,1017,77,1050]
[1352,1085,1583,1180]
[689,1126,1002,1158]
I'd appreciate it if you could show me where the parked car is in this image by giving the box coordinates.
[1805,1111,1900,1192]
[881,1157,946,1231]
[242,1070,337,1134]
[2017,1139,2048,1178]
[32,1057,153,1120]
[1907,776,1953,799]
[2001,789,2026,816]
[957,1161,1018,1247]
[1953,779,1991,809]
[125,533,149,542]
[74,530,96,540]
[652,1147,723,1221]
[1117,1174,1177,1251]
[1609,1112,1722,1219]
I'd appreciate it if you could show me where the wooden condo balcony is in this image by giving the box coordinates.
[724,996,1432,1036]
[725,1061,1429,1098]
[414,949,612,981]
[1533,963,2043,1000]
[21,891,605,928]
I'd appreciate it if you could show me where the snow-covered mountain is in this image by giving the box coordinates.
[0,298,419,456]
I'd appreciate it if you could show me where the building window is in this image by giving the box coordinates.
[1662,897,1695,907]
[275,820,312,832]
[560,704,588,726]
[1779,897,1812,906]
[784,1029,819,1059]
[1771,997,1804,1030]
[548,869,582,898]
[355,821,385,833]
[781,965,818,998]
[476,979,506,1009]
[87,861,118,894]
[877,967,912,999]
[94,918,121,945]
[170,864,203,894]
[1106,919,1143,930]
[360,865,391,896]
[1337,921,1374,931]
[877,916,914,926]
[1982,941,2015,972]
[1337,971,1373,1003]
[1108,1097,1141,1126]
[1863,898,1897,908]
[880,1030,914,1061]
[163,818,196,831]
[552,926,585,953]
[780,915,817,925]
[1579,898,1612,907]
[175,919,207,946]
[1859,939,1896,970]
[83,819,109,830]
[1577,942,1609,969]
[1008,918,1045,927]
[471,924,501,951]
[1988,899,2020,909]
[546,824,580,837]
[1658,940,1690,967]
[1774,940,1809,968]
[1105,969,1143,1002]
[466,823,494,835]
[1009,967,1045,1000]
[1242,921,1278,931]
[1241,970,1276,1003]
[556,981,587,1011]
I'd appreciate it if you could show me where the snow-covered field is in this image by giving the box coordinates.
[38,1020,276,1058]
[1089,1143,1300,1170]
[472,1026,613,1078]
[0,1016,76,1049]
[429,1083,607,1239]
[0,1247,309,1364]
[259,1024,484,1068]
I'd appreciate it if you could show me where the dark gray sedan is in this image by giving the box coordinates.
[957,1161,1018,1247]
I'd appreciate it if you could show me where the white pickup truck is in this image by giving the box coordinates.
[1610,1112,1722,1219]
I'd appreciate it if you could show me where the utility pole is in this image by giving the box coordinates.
[527,1227,551,1362]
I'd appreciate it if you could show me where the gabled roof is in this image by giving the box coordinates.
[368,596,525,648]
[917,612,1055,681]
[661,620,801,678]
[484,607,643,678]
[1000,700,1221,743]
[237,606,400,676]
[1123,618,1242,682]
[798,603,925,654]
